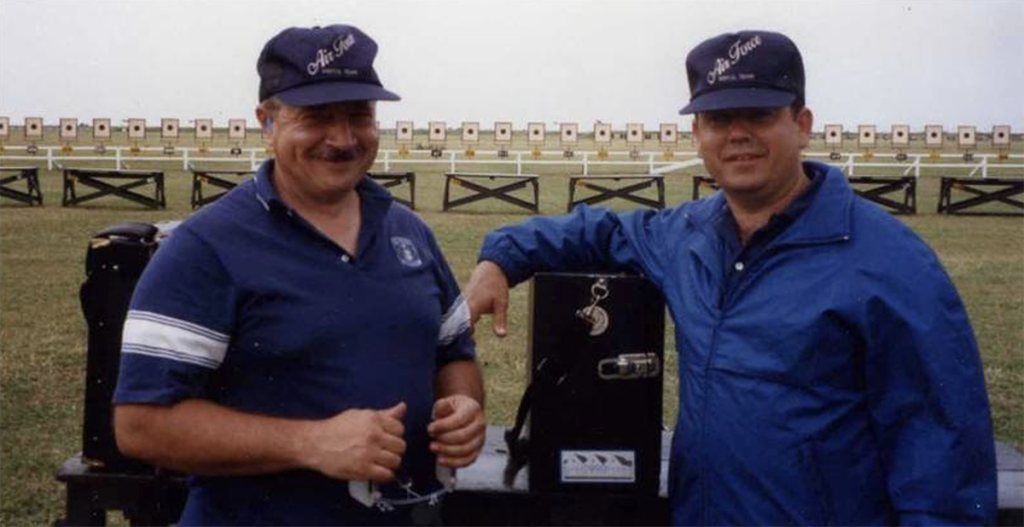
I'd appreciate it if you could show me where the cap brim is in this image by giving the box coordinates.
[679,88,795,115]
[275,82,401,107]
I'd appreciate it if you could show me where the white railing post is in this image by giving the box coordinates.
[516,152,522,175]
[116,147,123,170]
[450,151,456,173]
[583,152,589,176]
[383,150,390,172]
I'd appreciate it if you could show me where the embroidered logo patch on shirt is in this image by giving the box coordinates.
[391,237,423,267]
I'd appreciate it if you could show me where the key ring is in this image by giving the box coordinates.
[576,277,610,336]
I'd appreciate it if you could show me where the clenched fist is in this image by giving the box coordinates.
[427,395,486,468]
[299,402,407,482]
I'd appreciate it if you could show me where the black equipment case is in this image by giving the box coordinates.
[79,222,163,472]
[508,272,666,496]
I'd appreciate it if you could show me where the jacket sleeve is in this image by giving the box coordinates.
[477,204,670,287]
[860,238,997,526]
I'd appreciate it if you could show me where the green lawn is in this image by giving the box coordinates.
[1,150,1021,525]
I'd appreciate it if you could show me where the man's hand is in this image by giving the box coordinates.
[299,402,407,483]
[427,395,486,468]
[465,261,511,337]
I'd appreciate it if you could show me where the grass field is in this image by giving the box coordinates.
[1,146,1022,525]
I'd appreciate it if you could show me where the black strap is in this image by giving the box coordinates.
[503,357,570,487]
[504,279,597,487]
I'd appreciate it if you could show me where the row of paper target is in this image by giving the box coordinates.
[823,124,1013,148]
[0,117,1015,148]
[0,118,249,141]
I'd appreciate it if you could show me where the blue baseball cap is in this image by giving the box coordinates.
[257,24,400,106]
[679,30,804,115]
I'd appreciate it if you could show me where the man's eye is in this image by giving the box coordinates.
[706,114,732,126]
[300,113,331,124]
[747,109,778,123]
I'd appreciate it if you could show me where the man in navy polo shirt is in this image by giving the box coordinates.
[464,30,996,525]
[113,25,485,526]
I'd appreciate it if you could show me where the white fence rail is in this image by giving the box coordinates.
[1,145,1022,178]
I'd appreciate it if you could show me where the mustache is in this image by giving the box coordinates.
[314,147,363,162]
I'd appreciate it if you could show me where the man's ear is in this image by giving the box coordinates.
[690,117,701,150]
[255,105,272,135]
[796,107,813,148]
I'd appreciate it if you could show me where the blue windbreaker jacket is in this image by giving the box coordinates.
[479,161,996,526]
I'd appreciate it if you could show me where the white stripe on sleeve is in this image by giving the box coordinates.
[121,310,229,369]
[437,296,470,346]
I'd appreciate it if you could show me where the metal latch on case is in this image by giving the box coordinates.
[597,353,660,380]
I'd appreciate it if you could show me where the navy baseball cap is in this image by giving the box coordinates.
[679,30,804,114]
[257,24,400,106]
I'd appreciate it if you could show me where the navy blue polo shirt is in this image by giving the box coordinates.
[114,160,475,526]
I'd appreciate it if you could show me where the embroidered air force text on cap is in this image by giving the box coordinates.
[679,30,804,114]
[257,24,400,107]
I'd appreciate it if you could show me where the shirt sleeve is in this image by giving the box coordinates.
[477,204,672,288]
[860,238,997,526]
[113,225,238,406]
[423,226,476,368]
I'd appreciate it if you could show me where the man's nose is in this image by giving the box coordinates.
[323,117,357,147]
[725,119,755,143]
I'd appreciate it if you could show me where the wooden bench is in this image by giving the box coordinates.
[0,166,43,206]
[567,174,665,212]
[443,172,539,213]
[189,168,253,209]
[54,427,1024,526]
[938,177,1024,216]
[369,171,416,210]
[62,168,166,209]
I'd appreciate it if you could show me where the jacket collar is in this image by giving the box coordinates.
[687,160,853,246]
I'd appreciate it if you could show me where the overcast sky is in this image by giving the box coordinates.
[1,0,1022,132]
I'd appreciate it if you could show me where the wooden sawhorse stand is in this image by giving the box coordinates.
[189,168,254,209]
[568,174,665,212]
[938,177,1023,216]
[443,172,539,213]
[691,175,719,200]
[62,169,166,209]
[369,171,416,210]
[0,166,44,206]
[848,175,917,215]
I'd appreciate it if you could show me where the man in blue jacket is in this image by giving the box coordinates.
[465,30,996,525]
